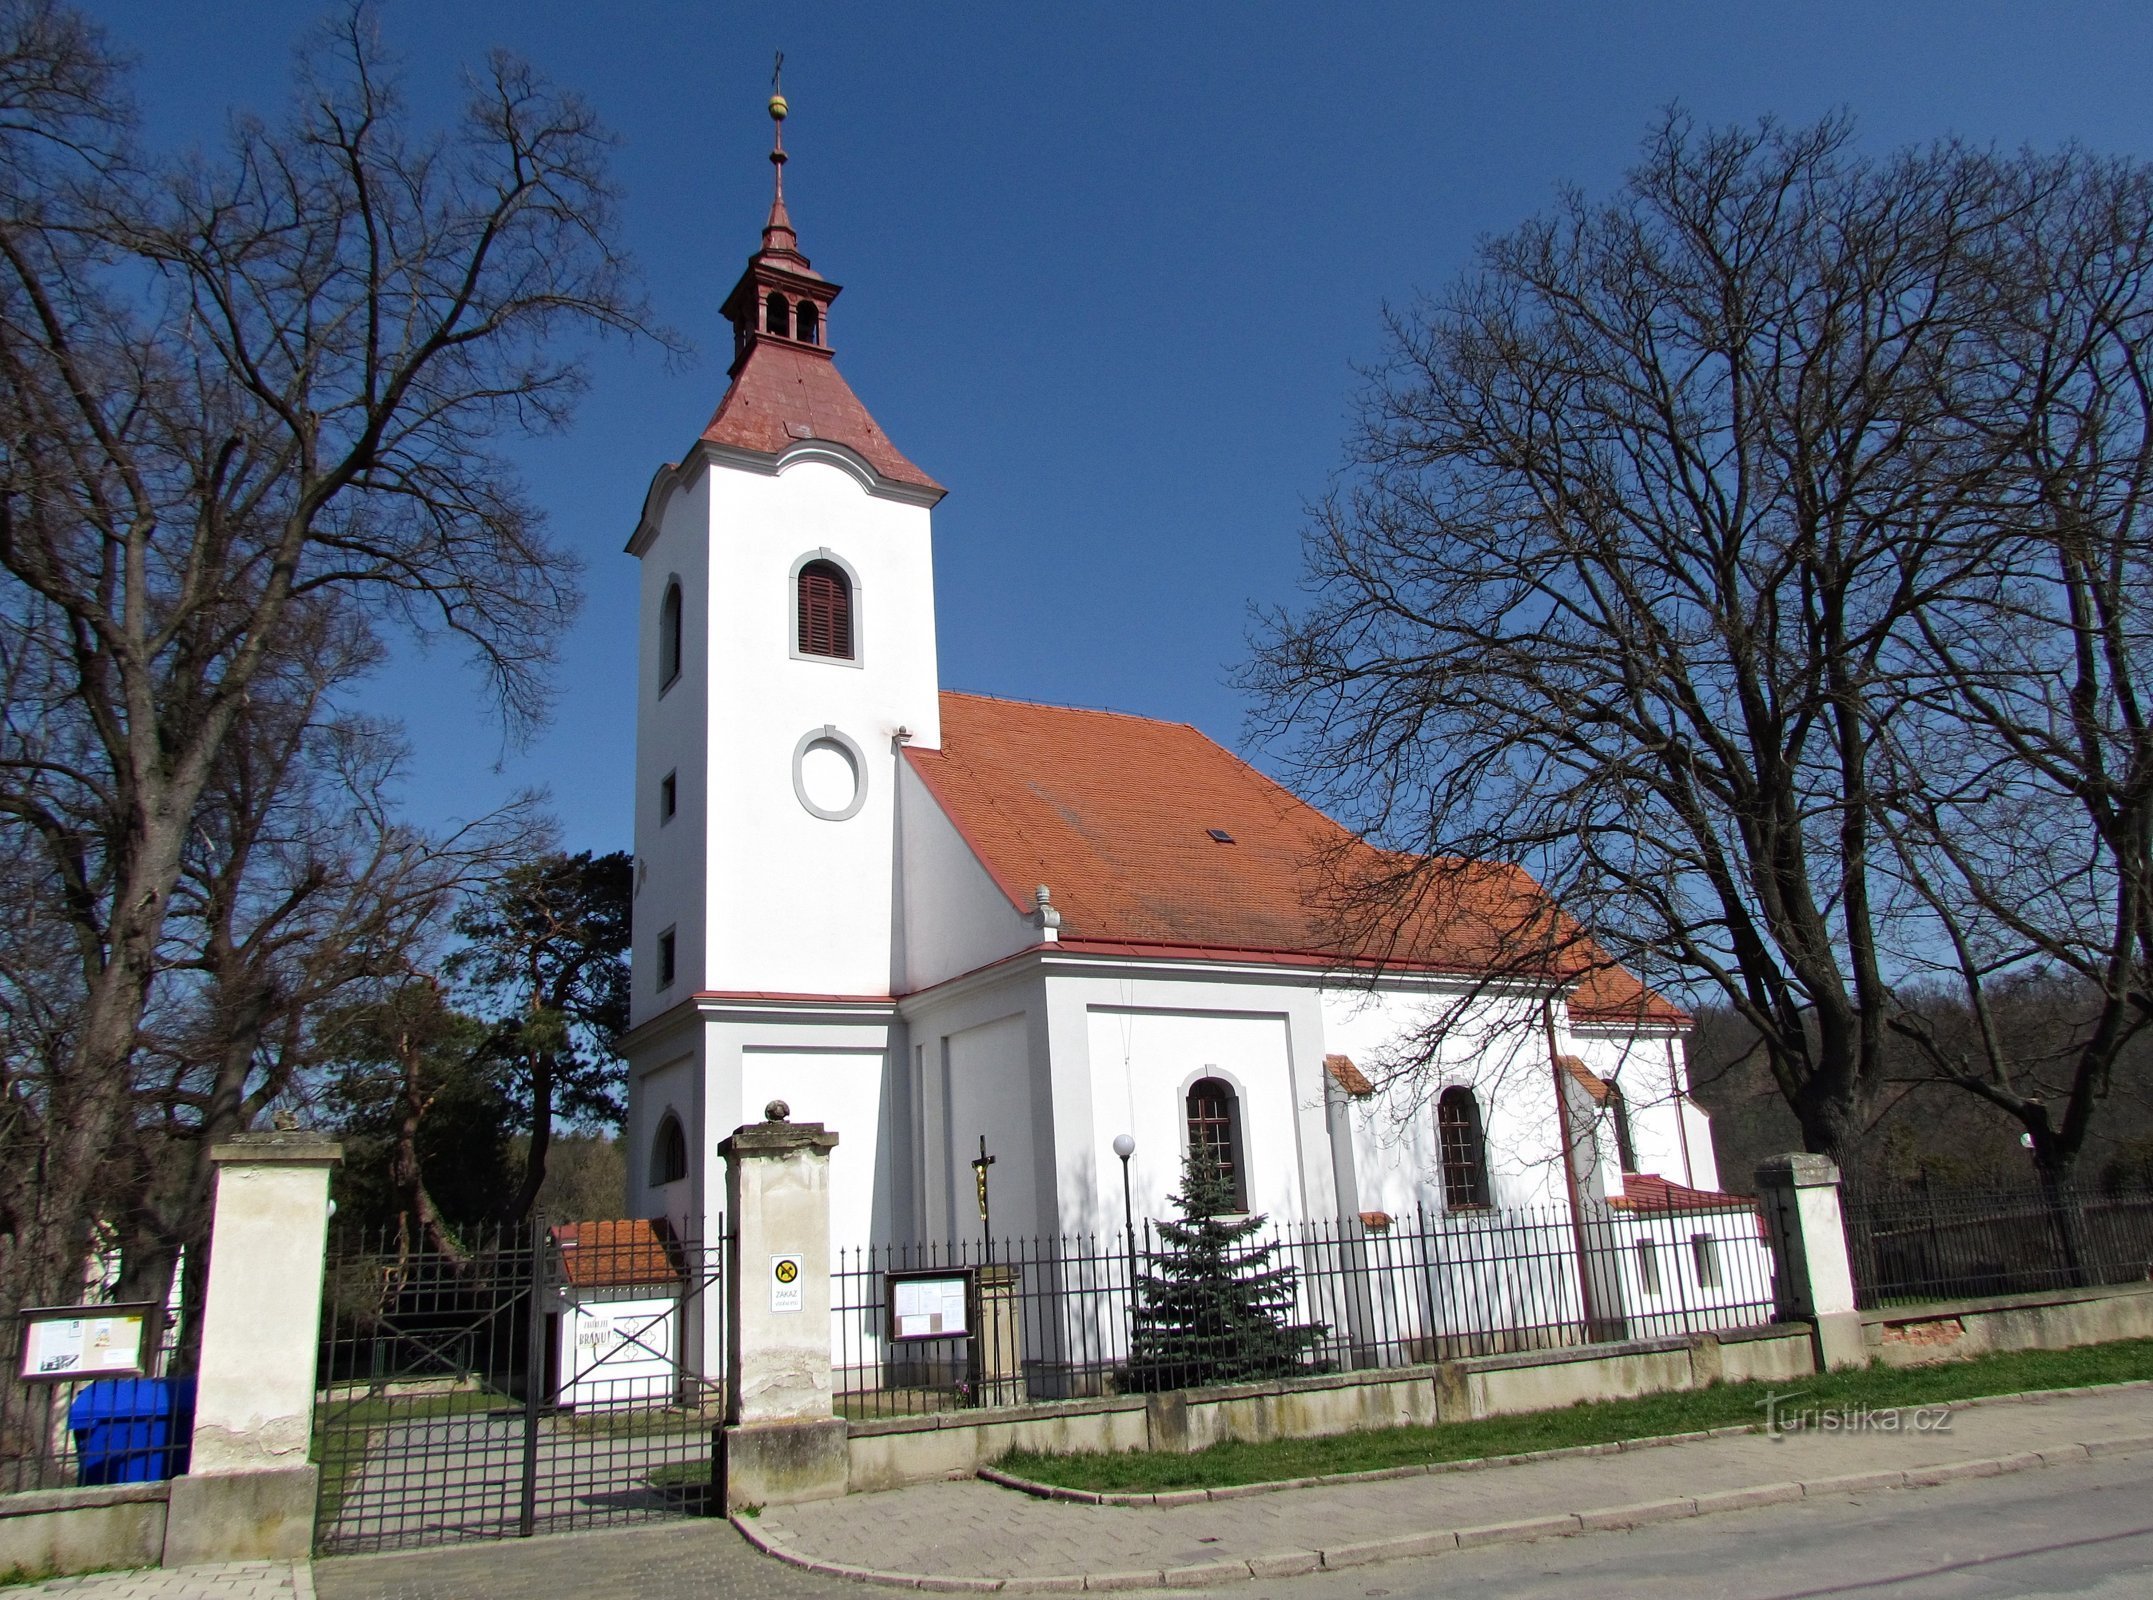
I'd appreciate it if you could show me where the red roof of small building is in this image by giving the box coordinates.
[1614,1174,1758,1213]
[550,1218,684,1290]
[907,691,1683,1019]
[1325,1054,1375,1097]
[1557,1054,1612,1103]
[699,339,942,494]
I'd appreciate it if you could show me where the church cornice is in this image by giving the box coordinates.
[627,435,943,555]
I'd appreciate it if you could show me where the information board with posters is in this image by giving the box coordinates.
[886,1269,972,1342]
[17,1304,154,1382]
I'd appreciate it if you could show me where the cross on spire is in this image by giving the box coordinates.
[720,72,839,373]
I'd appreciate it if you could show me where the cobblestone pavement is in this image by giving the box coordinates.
[755,1384,2153,1585]
[22,1384,2153,1600]
[2,1563,308,1600]
[312,1519,851,1600]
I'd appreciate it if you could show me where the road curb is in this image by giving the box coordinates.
[734,1428,2153,1590]
[976,1377,2153,1508]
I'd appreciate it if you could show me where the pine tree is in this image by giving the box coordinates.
[1122,1145,1326,1392]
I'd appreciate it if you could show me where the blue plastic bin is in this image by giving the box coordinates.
[68,1376,195,1485]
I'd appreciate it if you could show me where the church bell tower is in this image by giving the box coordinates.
[625,87,946,1028]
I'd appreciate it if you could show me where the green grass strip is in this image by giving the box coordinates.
[997,1337,2153,1494]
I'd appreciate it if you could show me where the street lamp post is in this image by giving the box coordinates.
[1112,1133,1137,1288]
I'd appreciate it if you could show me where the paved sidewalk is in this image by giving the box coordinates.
[743,1384,2153,1591]
[1,1562,309,1600]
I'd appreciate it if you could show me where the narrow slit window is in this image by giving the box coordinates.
[1691,1232,1721,1289]
[657,928,677,991]
[660,771,677,822]
[659,581,683,690]
[1609,1084,1638,1173]
[1637,1238,1661,1296]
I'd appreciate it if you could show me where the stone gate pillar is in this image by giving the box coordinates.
[162,1131,341,1567]
[719,1102,846,1510]
[1755,1153,1865,1371]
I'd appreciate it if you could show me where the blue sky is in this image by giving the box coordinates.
[86,1,2153,854]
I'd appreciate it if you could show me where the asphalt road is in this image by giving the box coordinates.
[1232,1447,2153,1600]
[315,1446,2153,1600]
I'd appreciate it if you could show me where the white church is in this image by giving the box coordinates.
[618,100,1739,1282]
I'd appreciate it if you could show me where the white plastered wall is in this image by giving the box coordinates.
[696,1007,907,1254]
[628,443,942,1012]
[1569,1023,1719,1192]
[696,449,942,998]
[1042,966,1333,1239]
[1321,983,1573,1219]
[901,964,1048,1246]
[895,758,1033,992]
[629,469,712,1032]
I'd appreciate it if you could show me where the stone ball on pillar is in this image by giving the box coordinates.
[764,1099,791,1123]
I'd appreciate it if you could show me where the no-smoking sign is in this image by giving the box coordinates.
[770,1253,804,1312]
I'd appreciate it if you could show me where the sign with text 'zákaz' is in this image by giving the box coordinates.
[769,1254,804,1313]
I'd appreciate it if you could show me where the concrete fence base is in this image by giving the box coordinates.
[845,1284,2153,1494]
[0,1483,168,1583]
[846,1322,1818,1493]
[1864,1281,2153,1365]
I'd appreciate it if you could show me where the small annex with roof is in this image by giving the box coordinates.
[619,93,1743,1381]
[545,1219,686,1411]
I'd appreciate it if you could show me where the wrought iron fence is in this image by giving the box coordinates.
[832,1191,1779,1416]
[3,1302,186,1496]
[1844,1181,2153,1309]
[313,1217,724,1554]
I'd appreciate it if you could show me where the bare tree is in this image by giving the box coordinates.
[0,2,670,1319]
[1247,112,2061,1170]
[112,614,536,1358]
[1868,153,2153,1185]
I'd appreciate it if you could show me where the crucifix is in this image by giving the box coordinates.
[971,1135,996,1265]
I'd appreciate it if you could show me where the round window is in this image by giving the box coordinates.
[792,727,866,820]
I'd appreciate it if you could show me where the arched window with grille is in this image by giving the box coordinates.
[1184,1076,1248,1212]
[650,1111,688,1187]
[797,559,854,659]
[658,580,683,690]
[1436,1086,1491,1210]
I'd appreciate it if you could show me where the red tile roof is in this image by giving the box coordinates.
[1325,1054,1375,1097]
[1614,1174,1758,1213]
[550,1218,683,1290]
[1557,1054,1611,1103]
[907,691,1682,1018]
[699,340,941,494]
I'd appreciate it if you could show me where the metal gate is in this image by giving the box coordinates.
[313,1217,724,1554]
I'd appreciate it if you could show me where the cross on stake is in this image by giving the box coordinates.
[971,1135,996,1264]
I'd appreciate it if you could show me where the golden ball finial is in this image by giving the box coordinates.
[768,92,788,122]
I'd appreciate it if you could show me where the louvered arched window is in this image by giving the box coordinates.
[1184,1077,1248,1212]
[797,560,853,659]
[1436,1087,1491,1210]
